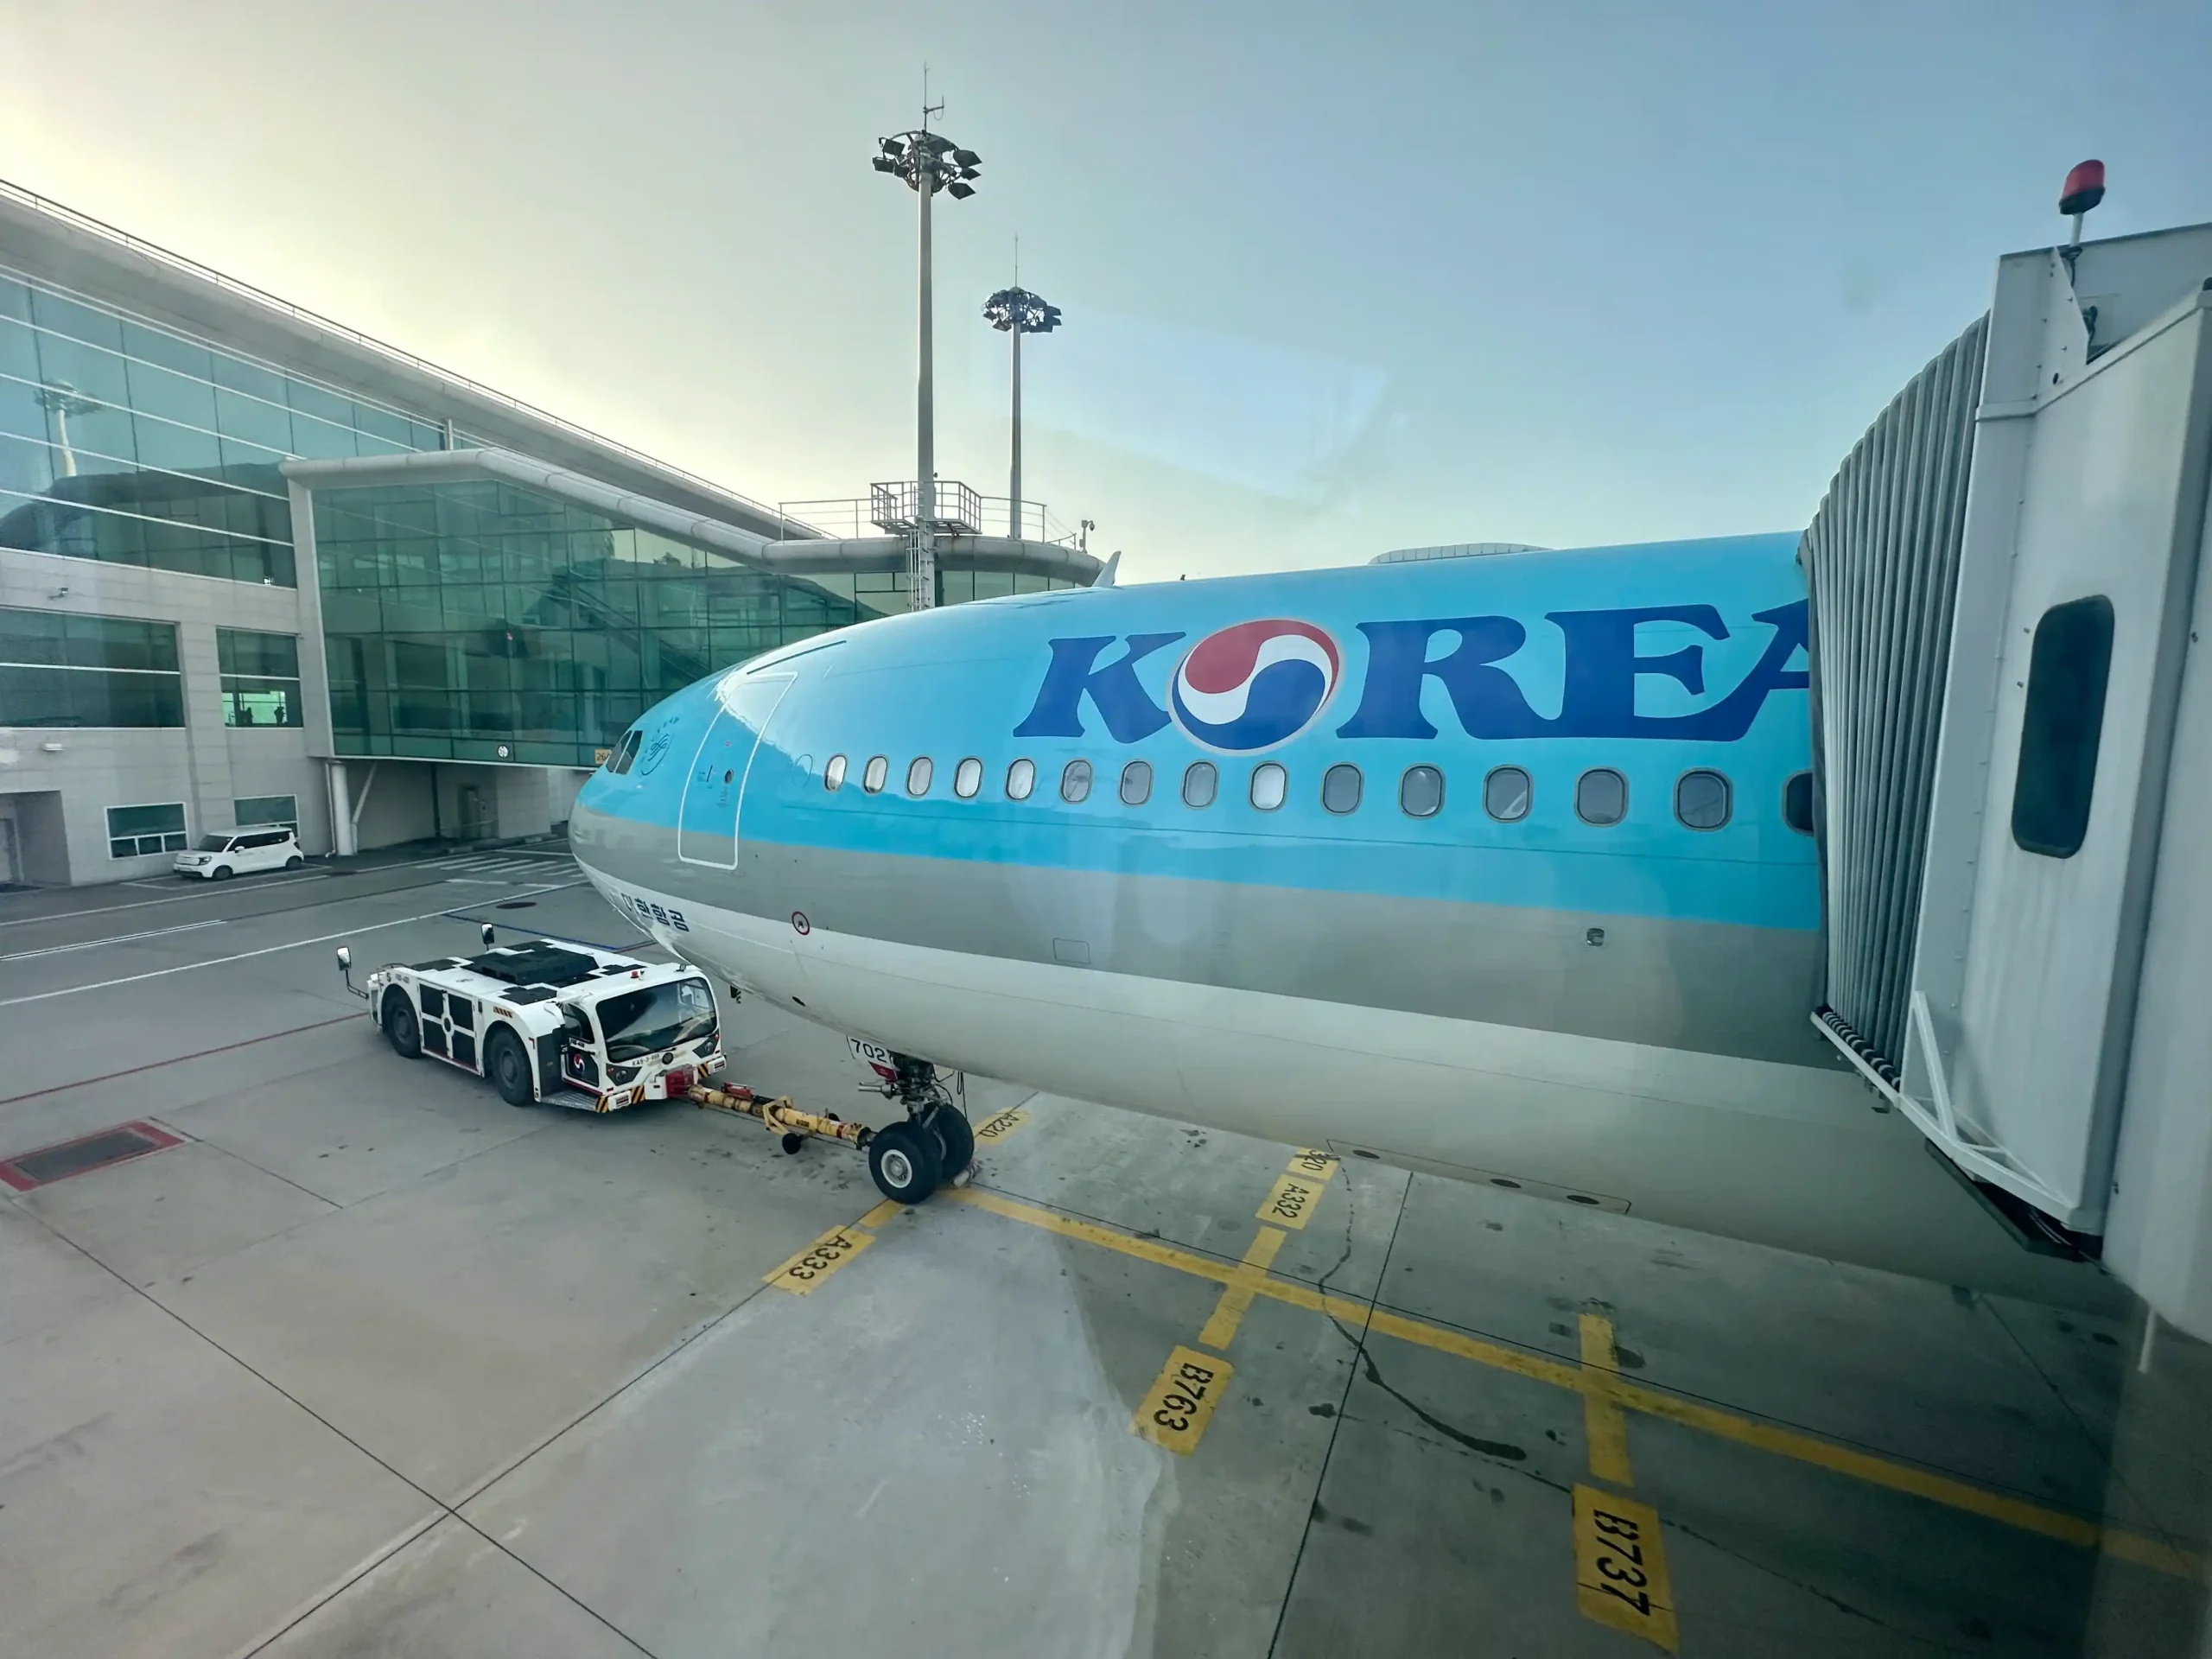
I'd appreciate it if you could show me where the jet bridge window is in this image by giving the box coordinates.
[906,757,933,797]
[823,754,847,791]
[1061,759,1093,803]
[1006,758,1036,800]
[1575,768,1627,826]
[1119,760,1153,805]
[2012,594,2114,859]
[862,755,888,794]
[1674,769,1732,830]
[954,758,982,798]
[1400,766,1444,818]
[1484,766,1531,823]
[1250,763,1287,811]
[1182,761,1217,808]
[1322,764,1363,815]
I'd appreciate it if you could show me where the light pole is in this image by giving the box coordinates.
[982,286,1060,538]
[35,382,101,479]
[873,112,979,609]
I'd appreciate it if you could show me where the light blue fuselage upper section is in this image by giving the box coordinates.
[579,533,1817,934]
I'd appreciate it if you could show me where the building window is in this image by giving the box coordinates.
[0,607,183,727]
[1484,766,1531,823]
[1250,762,1287,810]
[1182,760,1217,808]
[1674,769,1732,830]
[823,753,846,791]
[862,754,889,793]
[954,758,982,798]
[1120,760,1153,805]
[1060,759,1092,803]
[235,794,298,832]
[1400,766,1444,818]
[1576,768,1627,826]
[906,756,933,797]
[107,802,187,858]
[1783,770,1815,836]
[2012,595,2114,859]
[1007,758,1036,800]
[217,627,302,727]
[1322,763,1363,815]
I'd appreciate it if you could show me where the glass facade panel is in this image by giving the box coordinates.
[0,263,446,588]
[315,480,897,767]
[0,606,184,727]
[235,793,299,830]
[105,800,188,857]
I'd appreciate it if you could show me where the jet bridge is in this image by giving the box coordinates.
[1802,195,2212,1339]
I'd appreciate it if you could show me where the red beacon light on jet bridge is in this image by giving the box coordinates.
[2060,160,2106,251]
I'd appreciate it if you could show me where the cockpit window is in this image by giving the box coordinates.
[606,730,642,775]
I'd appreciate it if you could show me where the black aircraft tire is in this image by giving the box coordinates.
[928,1107,975,1179]
[486,1028,534,1107]
[868,1122,941,1205]
[383,991,422,1058]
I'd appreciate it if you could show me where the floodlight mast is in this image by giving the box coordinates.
[982,285,1061,537]
[873,110,982,609]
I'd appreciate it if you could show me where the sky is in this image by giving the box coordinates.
[2,1,2207,582]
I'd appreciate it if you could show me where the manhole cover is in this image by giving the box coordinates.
[0,1121,182,1192]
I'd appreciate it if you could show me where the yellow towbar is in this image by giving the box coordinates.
[686,1083,872,1151]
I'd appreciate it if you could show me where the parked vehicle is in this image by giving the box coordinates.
[174,826,304,880]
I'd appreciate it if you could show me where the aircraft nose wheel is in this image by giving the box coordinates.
[924,1104,975,1183]
[867,1122,942,1205]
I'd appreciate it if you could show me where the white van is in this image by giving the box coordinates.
[174,826,305,880]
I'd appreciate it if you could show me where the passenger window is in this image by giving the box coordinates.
[1576,768,1627,826]
[1783,770,1815,835]
[2012,594,2114,859]
[1120,760,1153,805]
[1061,759,1093,803]
[1007,758,1036,800]
[862,755,889,793]
[1675,769,1731,830]
[1484,766,1530,823]
[906,757,933,797]
[954,758,982,798]
[1400,765,1443,818]
[1322,764,1362,815]
[823,754,847,791]
[1250,762,1287,810]
[1182,760,1217,808]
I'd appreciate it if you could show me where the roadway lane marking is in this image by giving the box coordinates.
[1197,1225,1287,1351]
[944,1182,2206,1581]
[1580,1313,1635,1488]
[972,1106,1033,1146]
[1134,1345,1233,1454]
[766,1224,874,1294]
[0,880,584,1008]
[0,918,224,963]
[0,849,502,930]
[1573,1486,1679,1652]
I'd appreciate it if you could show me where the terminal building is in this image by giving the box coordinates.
[0,181,1094,886]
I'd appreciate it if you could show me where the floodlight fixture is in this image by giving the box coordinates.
[946,181,975,200]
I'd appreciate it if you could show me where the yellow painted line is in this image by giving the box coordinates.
[1580,1313,1634,1489]
[855,1198,904,1230]
[1256,1170,1329,1230]
[1197,1226,1287,1351]
[944,1182,2204,1580]
[763,1224,874,1294]
[1573,1485,1679,1652]
[1134,1344,1234,1454]
[1288,1147,1340,1183]
[971,1106,1033,1146]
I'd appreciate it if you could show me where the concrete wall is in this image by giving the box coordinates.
[342,760,438,852]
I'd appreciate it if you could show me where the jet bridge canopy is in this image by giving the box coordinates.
[1802,214,2212,1338]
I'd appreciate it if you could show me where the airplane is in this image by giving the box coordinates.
[569,531,2120,1306]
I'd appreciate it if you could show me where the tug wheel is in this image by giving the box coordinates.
[867,1122,941,1205]
[927,1106,975,1179]
[780,1133,806,1155]
[382,990,422,1058]
[485,1028,533,1107]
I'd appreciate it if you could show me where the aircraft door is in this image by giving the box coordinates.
[677,672,794,868]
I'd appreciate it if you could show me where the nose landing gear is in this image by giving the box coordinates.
[862,1053,975,1205]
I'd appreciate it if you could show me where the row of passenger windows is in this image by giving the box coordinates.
[823,752,1816,834]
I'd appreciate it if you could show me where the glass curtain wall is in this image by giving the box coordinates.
[0,605,183,726]
[0,269,454,585]
[316,480,895,767]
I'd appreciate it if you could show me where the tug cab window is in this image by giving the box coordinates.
[2012,594,2114,859]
